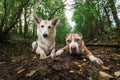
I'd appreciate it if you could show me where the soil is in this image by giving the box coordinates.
[0,42,120,80]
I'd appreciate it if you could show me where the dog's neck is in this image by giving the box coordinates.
[37,33,55,46]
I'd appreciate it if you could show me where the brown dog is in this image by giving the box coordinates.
[56,32,103,64]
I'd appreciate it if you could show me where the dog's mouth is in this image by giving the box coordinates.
[70,47,78,54]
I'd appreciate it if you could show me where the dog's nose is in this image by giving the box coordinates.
[71,46,76,52]
[43,33,48,38]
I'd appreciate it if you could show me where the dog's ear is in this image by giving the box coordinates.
[76,32,83,39]
[52,17,59,27]
[33,14,42,24]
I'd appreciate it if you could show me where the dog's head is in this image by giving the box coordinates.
[65,32,83,54]
[33,14,59,38]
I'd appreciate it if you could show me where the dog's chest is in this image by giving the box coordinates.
[38,39,54,55]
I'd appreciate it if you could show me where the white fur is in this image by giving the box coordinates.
[88,55,103,64]
[69,35,79,53]
[32,15,59,59]
[56,49,64,55]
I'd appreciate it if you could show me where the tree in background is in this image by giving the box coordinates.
[73,0,119,42]
[0,0,70,44]
[0,0,119,44]
[0,0,30,42]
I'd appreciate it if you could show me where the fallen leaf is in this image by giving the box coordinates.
[77,68,82,75]
[12,59,16,62]
[74,61,79,65]
[99,71,112,78]
[114,71,120,77]
[88,77,93,80]
[82,63,86,66]
[78,64,82,68]
[69,70,75,73]
[17,68,25,74]
[64,63,69,69]
[26,70,37,77]
[83,58,87,61]
[101,65,110,70]
[0,62,5,65]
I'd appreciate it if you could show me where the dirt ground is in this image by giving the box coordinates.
[0,43,120,80]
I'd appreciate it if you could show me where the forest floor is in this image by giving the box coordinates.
[0,42,120,80]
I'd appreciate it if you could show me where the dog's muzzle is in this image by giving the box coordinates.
[43,33,48,38]
[71,46,77,54]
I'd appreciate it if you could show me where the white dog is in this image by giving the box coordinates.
[32,14,59,59]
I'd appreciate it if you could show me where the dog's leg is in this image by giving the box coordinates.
[82,44,103,65]
[56,46,68,56]
[32,41,36,51]
[36,46,47,59]
[50,48,55,58]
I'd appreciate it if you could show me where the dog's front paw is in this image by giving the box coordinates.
[39,50,47,59]
[89,55,103,65]
[56,49,63,56]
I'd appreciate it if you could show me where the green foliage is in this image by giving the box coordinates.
[0,0,119,44]
[74,1,99,41]
[73,0,117,42]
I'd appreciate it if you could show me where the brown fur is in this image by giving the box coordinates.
[56,32,103,64]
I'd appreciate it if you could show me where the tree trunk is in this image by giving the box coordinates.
[103,6,112,27]
[0,0,29,42]
[108,0,120,28]
[24,7,28,36]
[19,17,22,34]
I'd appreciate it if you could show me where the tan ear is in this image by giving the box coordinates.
[33,14,42,24]
[52,17,59,27]
[76,32,83,39]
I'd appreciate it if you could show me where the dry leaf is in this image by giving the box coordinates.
[99,71,112,78]
[82,63,86,66]
[83,58,87,61]
[74,61,79,65]
[114,71,120,77]
[88,77,93,80]
[0,62,5,65]
[17,69,25,74]
[78,64,82,68]
[26,70,37,77]
[69,70,75,73]
[64,63,69,69]
[101,65,110,70]
[12,59,16,62]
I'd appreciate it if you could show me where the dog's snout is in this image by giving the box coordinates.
[70,46,78,54]
[71,46,76,52]
[43,33,48,38]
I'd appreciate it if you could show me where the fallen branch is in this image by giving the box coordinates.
[86,43,120,48]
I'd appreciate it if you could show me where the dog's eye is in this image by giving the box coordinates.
[67,40,71,43]
[41,25,44,28]
[48,26,51,28]
[75,38,80,42]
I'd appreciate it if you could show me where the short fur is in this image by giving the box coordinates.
[32,14,59,59]
[56,32,103,64]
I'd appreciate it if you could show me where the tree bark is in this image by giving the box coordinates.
[0,0,7,32]
[19,17,22,34]
[24,7,28,36]
[108,0,120,28]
